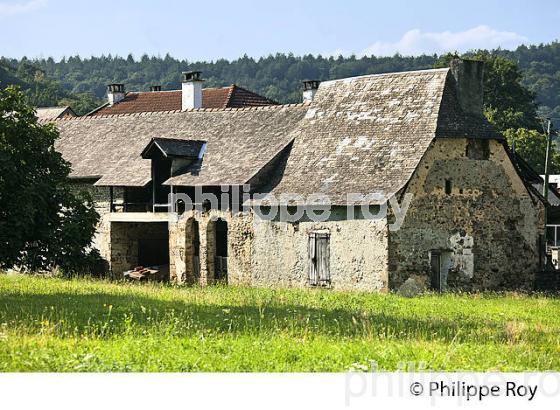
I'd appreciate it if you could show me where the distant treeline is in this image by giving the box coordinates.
[2,41,560,117]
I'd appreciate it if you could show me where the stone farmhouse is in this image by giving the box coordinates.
[48,59,546,292]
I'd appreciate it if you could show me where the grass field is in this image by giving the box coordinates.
[0,274,559,372]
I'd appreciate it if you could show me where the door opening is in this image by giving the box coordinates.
[429,250,452,291]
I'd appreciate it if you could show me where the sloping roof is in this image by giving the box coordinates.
[263,69,451,204]
[36,106,76,121]
[54,104,308,187]
[53,66,505,201]
[141,138,206,159]
[510,150,559,206]
[88,85,277,116]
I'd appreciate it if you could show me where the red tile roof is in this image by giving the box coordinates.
[89,85,277,116]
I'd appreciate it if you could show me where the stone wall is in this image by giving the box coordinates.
[168,210,254,286]
[389,138,544,290]
[167,208,388,292]
[251,208,389,291]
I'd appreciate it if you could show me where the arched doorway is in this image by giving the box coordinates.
[207,218,228,283]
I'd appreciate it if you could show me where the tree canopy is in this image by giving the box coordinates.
[0,86,100,273]
[0,59,102,115]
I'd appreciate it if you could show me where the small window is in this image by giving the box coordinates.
[308,231,330,286]
[445,179,452,195]
[466,139,490,160]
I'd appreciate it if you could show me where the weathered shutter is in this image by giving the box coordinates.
[317,233,330,283]
[309,232,330,286]
[308,233,317,285]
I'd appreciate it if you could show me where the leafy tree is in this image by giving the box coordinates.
[504,128,560,174]
[1,58,101,115]
[0,86,100,274]
[435,52,540,132]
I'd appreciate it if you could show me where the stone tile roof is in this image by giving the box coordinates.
[53,66,504,203]
[88,85,277,116]
[54,104,308,187]
[265,69,452,204]
[35,106,76,121]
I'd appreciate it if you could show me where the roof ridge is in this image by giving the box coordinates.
[128,89,181,94]
[50,101,310,121]
[321,67,450,86]
[224,84,236,108]
[229,83,280,105]
[114,86,236,95]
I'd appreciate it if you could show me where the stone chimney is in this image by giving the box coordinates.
[182,71,203,110]
[302,80,320,103]
[449,59,484,116]
[107,83,125,105]
[150,85,161,92]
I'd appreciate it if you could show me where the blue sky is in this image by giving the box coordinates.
[0,0,559,61]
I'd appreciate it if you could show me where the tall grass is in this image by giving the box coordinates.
[0,274,559,371]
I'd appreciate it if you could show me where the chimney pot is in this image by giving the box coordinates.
[449,59,484,116]
[182,71,204,110]
[302,80,320,102]
[182,71,203,83]
[107,83,125,105]
[150,85,161,92]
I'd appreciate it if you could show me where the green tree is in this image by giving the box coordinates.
[504,128,560,174]
[435,52,540,132]
[0,86,100,273]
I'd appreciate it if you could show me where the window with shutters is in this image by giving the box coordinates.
[308,231,331,286]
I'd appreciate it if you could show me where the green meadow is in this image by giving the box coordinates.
[0,274,558,372]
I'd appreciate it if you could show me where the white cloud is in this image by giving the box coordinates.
[359,25,528,57]
[0,0,47,17]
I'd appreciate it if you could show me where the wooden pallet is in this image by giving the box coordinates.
[124,265,168,282]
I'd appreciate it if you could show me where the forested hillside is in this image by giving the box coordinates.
[2,41,560,123]
[3,41,560,116]
[0,59,102,115]
[1,54,438,105]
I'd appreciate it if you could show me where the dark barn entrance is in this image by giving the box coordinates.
[110,222,170,277]
[207,218,228,283]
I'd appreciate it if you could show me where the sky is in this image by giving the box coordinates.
[0,0,559,61]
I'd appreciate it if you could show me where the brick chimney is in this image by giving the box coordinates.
[150,85,161,92]
[182,71,203,110]
[107,83,125,106]
[302,80,320,103]
[449,59,484,116]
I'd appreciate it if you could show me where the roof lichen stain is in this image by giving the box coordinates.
[353,136,374,150]
[335,137,352,155]
[304,108,317,119]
